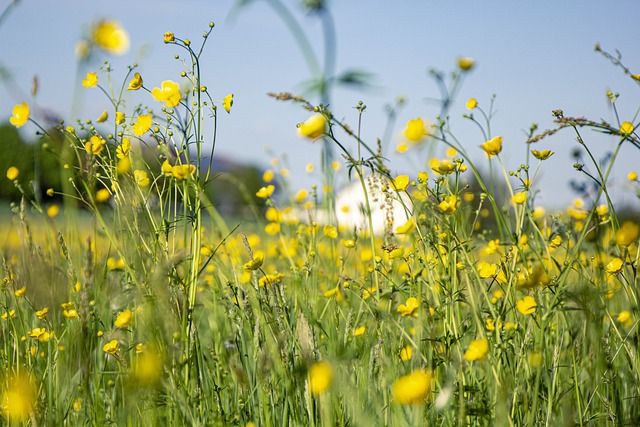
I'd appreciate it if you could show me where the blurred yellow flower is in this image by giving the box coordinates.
[96,110,108,123]
[404,118,428,142]
[429,158,457,175]
[466,98,477,109]
[353,326,365,337]
[256,185,275,199]
[47,204,60,218]
[9,102,29,128]
[438,195,459,215]
[457,56,475,71]
[463,338,489,361]
[96,189,111,203]
[132,351,164,386]
[512,192,527,205]
[398,297,419,317]
[134,170,150,188]
[115,111,125,125]
[605,257,624,275]
[480,136,503,157]
[392,370,431,404]
[92,20,129,55]
[531,149,554,160]
[152,80,182,108]
[323,225,338,239]
[172,164,196,180]
[114,309,133,328]
[615,221,639,246]
[617,311,632,327]
[133,114,152,136]
[298,113,327,139]
[477,261,498,278]
[6,166,19,181]
[116,138,130,159]
[35,307,49,319]
[628,171,638,181]
[400,345,413,361]
[223,93,234,113]
[103,339,119,355]
[1,373,36,422]
[243,254,264,271]
[516,295,537,315]
[308,361,333,395]
[85,135,106,155]
[82,72,98,88]
[620,121,634,136]
[128,72,143,91]
[396,142,409,153]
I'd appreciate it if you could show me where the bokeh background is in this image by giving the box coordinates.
[1,0,639,210]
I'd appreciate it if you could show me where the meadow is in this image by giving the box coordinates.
[1,9,640,427]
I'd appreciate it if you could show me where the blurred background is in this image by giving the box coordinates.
[1,0,639,213]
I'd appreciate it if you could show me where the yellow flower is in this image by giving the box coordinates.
[115,111,125,125]
[512,192,527,205]
[391,175,410,191]
[256,185,275,199]
[151,80,182,108]
[82,72,98,88]
[9,102,29,128]
[429,158,457,175]
[27,327,50,342]
[35,307,49,319]
[457,56,475,71]
[1,373,36,423]
[63,309,78,320]
[85,135,106,155]
[103,339,119,355]
[128,72,143,91]
[397,297,419,317]
[516,295,537,315]
[163,31,175,43]
[628,171,638,181]
[605,257,624,275]
[617,311,632,327]
[107,257,126,270]
[134,170,150,188]
[477,261,498,278]
[438,195,459,215]
[264,222,280,235]
[223,93,234,113]
[171,164,196,180]
[463,338,489,361]
[323,225,338,239]
[352,326,365,337]
[295,189,308,203]
[6,166,19,181]
[531,149,554,160]
[396,142,409,153]
[96,189,111,203]
[114,309,133,328]
[243,254,264,271]
[132,351,164,386]
[47,204,60,218]
[466,98,477,110]
[308,361,333,395]
[133,114,152,136]
[615,221,639,247]
[14,287,26,298]
[298,113,327,139]
[1,309,16,320]
[620,121,634,136]
[392,370,431,404]
[116,138,130,159]
[92,20,129,55]
[480,136,503,156]
[400,345,413,361]
[404,118,428,142]
[96,110,108,123]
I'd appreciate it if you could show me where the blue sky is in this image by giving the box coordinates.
[1,0,639,209]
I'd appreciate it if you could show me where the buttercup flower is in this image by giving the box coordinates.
[531,149,554,160]
[512,192,527,205]
[1,373,36,422]
[96,110,108,123]
[438,195,459,215]
[298,113,327,139]
[163,32,175,43]
[516,295,537,315]
[628,171,638,181]
[480,136,503,157]
[92,20,130,55]
[466,98,477,110]
[151,80,182,108]
[116,138,130,159]
[172,164,196,180]
[243,254,264,271]
[9,102,29,128]
[256,185,275,199]
[133,114,152,136]
[6,166,19,181]
[464,338,489,361]
[404,118,428,142]
[82,72,98,88]
[114,309,133,328]
[398,297,419,317]
[605,257,624,275]
[457,56,475,71]
[400,345,413,361]
[134,170,150,188]
[128,72,143,91]
[391,175,410,191]
[223,93,234,113]
[395,218,416,235]
[103,339,119,355]
[620,121,634,136]
[615,221,639,247]
[392,370,432,404]
[85,135,106,155]
[308,361,333,395]
[115,111,125,125]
